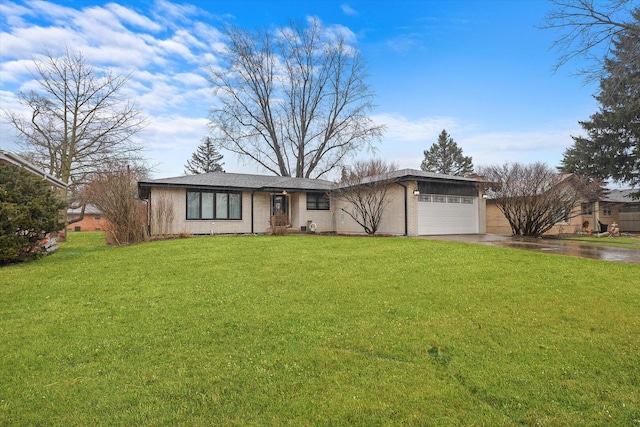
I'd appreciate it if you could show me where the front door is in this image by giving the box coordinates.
[272,194,289,225]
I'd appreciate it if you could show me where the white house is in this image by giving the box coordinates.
[137,169,486,237]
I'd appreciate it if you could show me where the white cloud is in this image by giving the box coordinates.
[105,3,163,32]
[143,115,208,147]
[367,113,586,172]
[26,0,77,23]
[172,72,209,87]
[0,1,33,26]
[372,113,457,142]
[0,59,35,84]
[340,4,358,16]
[462,128,584,168]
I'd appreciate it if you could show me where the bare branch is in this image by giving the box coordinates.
[207,20,385,178]
[1,46,147,192]
[334,159,398,235]
[541,0,639,81]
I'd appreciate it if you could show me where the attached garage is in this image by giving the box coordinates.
[418,194,479,235]
[416,180,480,235]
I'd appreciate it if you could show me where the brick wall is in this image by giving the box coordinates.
[67,213,110,232]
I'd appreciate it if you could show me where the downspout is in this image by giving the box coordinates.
[396,182,409,236]
[147,190,152,237]
[251,191,255,234]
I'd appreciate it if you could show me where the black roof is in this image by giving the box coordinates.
[138,172,335,192]
[138,169,483,197]
[602,189,639,203]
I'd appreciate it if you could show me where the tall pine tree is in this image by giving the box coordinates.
[184,137,225,175]
[420,129,473,176]
[560,8,639,190]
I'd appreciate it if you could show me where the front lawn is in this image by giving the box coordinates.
[1,232,638,426]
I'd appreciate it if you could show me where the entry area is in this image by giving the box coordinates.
[417,194,478,235]
[271,193,290,226]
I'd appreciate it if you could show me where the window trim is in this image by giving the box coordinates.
[306,192,330,211]
[186,190,242,220]
[553,207,570,224]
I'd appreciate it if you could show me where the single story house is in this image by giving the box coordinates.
[67,204,111,232]
[137,169,487,237]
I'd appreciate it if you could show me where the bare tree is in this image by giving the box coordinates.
[541,0,639,82]
[479,162,600,237]
[208,19,385,179]
[335,159,398,235]
[3,47,147,188]
[84,163,149,246]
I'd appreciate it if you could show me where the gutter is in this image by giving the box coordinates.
[0,150,67,189]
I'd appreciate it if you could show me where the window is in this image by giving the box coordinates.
[448,196,460,203]
[94,215,101,221]
[461,197,473,204]
[581,203,592,215]
[186,190,242,220]
[433,195,446,203]
[602,206,612,216]
[554,208,570,224]
[418,194,431,202]
[306,192,330,210]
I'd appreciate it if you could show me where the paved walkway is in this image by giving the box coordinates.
[420,234,640,264]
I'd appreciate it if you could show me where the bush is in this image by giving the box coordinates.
[0,163,66,264]
[84,165,148,246]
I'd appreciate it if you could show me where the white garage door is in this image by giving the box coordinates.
[418,194,478,235]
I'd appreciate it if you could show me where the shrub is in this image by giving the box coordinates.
[84,165,148,246]
[0,163,66,264]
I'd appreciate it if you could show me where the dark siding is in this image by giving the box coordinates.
[418,181,478,197]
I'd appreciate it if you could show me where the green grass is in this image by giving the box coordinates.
[1,232,639,426]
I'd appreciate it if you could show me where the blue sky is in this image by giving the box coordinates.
[0,0,602,179]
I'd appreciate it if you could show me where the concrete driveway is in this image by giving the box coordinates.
[420,234,640,264]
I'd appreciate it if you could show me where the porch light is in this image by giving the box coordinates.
[413,188,420,196]
[282,190,288,195]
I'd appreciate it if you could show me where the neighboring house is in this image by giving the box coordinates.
[487,187,640,236]
[581,189,639,233]
[66,204,111,232]
[0,149,67,190]
[138,169,487,237]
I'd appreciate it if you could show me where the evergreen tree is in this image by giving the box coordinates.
[184,137,225,175]
[560,9,639,190]
[1,163,66,264]
[420,129,473,176]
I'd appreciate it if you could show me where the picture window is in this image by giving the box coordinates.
[186,190,242,220]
